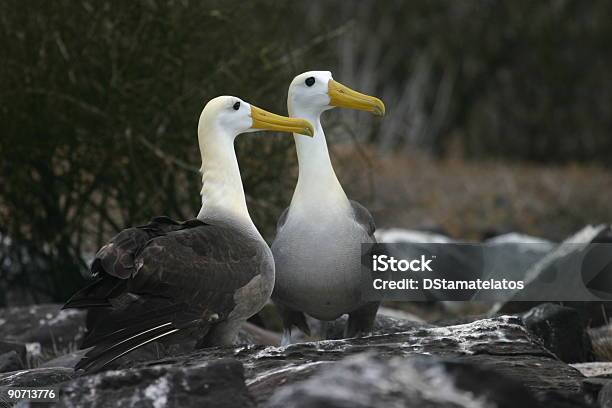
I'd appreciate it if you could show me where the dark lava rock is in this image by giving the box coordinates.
[130,316,586,406]
[60,358,252,408]
[308,312,432,340]
[0,367,75,388]
[0,350,23,373]
[39,350,88,369]
[0,315,590,407]
[582,378,611,405]
[1,359,253,408]
[522,303,594,363]
[496,225,612,327]
[266,353,542,408]
[0,340,27,363]
[484,232,554,282]
[599,380,612,408]
[0,303,87,357]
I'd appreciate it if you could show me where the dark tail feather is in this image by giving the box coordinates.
[63,278,125,309]
[75,324,181,373]
[81,303,188,348]
[83,322,173,362]
[75,302,204,373]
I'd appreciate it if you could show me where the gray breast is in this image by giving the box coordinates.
[229,243,275,321]
[272,206,374,321]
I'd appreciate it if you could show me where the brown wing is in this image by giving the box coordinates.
[63,216,185,309]
[92,216,183,279]
[70,220,266,373]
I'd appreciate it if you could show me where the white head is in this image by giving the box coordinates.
[195,96,313,225]
[288,71,386,118]
[198,95,314,144]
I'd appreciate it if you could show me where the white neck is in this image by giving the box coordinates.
[197,125,253,228]
[288,107,350,212]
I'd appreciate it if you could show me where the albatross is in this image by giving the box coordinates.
[271,71,385,344]
[64,96,313,372]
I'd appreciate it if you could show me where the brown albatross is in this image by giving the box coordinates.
[64,96,313,372]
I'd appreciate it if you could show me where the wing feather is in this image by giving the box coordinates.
[350,200,376,238]
[65,218,265,373]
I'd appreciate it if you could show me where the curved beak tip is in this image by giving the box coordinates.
[302,124,315,137]
[373,102,386,117]
[250,105,315,137]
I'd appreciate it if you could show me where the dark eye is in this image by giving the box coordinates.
[305,77,315,87]
[233,101,240,110]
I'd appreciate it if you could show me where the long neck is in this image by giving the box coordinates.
[289,108,349,211]
[197,126,253,227]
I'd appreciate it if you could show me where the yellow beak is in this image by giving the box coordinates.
[328,79,386,116]
[250,106,314,137]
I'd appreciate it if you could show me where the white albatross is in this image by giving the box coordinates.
[271,71,385,344]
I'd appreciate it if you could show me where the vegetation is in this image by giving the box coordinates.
[0,1,331,303]
[335,146,612,240]
[1,0,610,304]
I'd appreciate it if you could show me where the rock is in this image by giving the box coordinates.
[375,228,456,244]
[358,310,433,334]
[0,367,75,387]
[522,303,593,363]
[484,232,554,284]
[571,362,612,378]
[377,306,427,323]
[374,230,482,302]
[306,312,432,341]
[241,322,281,346]
[39,350,88,369]
[3,360,255,408]
[494,224,612,326]
[0,351,23,373]
[582,378,611,404]
[60,358,253,408]
[0,304,87,358]
[599,380,612,408]
[266,353,542,408]
[485,232,553,246]
[373,230,552,304]
[130,316,586,405]
[433,314,488,326]
[0,340,27,363]
[0,315,590,406]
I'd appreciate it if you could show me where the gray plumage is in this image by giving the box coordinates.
[272,70,385,342]
[272,200,379,340]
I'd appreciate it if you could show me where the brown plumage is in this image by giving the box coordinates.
[64,216,271,372]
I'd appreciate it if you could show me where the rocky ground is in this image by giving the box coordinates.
[1,225,611,407]
[0,301,610,407]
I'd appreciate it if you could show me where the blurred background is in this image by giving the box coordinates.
[1,0,611,305]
